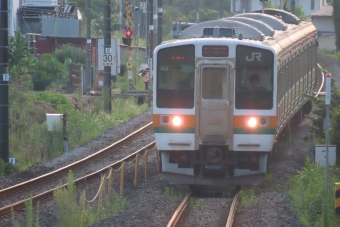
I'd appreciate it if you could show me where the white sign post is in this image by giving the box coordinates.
[325,73,331,195]
[97,39,119,75]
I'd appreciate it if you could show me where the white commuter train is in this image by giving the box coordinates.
[152,9,318,185]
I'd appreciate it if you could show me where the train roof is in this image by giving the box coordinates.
[177,9,316,51]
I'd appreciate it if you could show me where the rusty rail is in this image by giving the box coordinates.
[166,191,192,227]
[0,142,156,218]
[225,190,239,227]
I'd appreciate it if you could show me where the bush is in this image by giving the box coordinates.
[0,159,19,177]
[29,54,68,91]
[54,45,86,65]
[288,159,340,226]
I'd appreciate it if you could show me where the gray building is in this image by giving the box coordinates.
[311,5,335,51]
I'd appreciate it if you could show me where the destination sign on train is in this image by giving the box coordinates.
[202,45,229,57]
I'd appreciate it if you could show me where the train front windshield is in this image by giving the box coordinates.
[156,45,195,109]
[235,45,274,110]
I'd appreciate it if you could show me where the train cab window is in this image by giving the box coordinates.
[156,45,195,108]
[235,45,274,110]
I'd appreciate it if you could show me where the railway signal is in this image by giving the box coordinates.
[122,28,132,46]
[125,28,132,37]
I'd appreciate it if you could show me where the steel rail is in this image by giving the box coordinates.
[225,191,239,227]
[166,191,192,227]
[0,122,153,199]
[0,142,156,218]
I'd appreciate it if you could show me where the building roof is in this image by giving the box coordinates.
[311,5,333,17]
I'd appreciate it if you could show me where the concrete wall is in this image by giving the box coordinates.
[120,46,147,65]
[8,0,21,36]
[318,34,336,51]
[312,17,335,33]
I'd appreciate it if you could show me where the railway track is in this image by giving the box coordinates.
[0,123,154,218]
[167,189,239,227]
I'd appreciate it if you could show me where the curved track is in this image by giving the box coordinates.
[0,123,153,218]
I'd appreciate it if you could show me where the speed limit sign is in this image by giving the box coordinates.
[102,54,114,66]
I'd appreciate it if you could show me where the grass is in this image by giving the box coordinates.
[3,81,148,173]
[318,49,340,62]
[164,187,183,200]
[53,171,129,227]
[11,171,129,227]
[237,158,340,227]
[287,159,340,227]
[237,187,259,212]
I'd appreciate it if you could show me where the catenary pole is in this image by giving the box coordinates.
[104,0,112,113]
[148,0,153,59]
[86,0,92,94]
[0,0,9,162]
[157,0,162,45]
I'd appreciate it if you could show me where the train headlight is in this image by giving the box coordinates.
[247,117,257,128]
[245,116,269,128]
[172,116,182,127]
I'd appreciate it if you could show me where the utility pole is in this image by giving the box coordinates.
[195,0,200,23]
[86,0,92,94]
[157,0,162,45]
[0,0,9,163]
[260,0,266,13]
[219,0,223,19]
[148,0,153,69]
[104,0,112,113]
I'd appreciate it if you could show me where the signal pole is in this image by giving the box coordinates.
[86,0,92,94]
[148,0,153,73]
[104,0,112,112]
[0,0,9,163]
[157,0,162,45]
[125,0,133,89]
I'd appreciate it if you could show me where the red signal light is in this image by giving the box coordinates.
[125,29,132,37]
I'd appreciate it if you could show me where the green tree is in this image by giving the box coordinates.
[307,78,340,144]
[29,54,68,91]
[53,45,86,65]
[8,30,32,75]
[8,30,34,88]
[294,5,306,20]
[334,0,340,50]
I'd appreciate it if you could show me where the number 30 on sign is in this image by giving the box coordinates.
[102,54,114,66]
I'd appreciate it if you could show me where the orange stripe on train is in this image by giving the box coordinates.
[152,114,196,127]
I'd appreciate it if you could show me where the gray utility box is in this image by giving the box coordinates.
[315,145,336,167]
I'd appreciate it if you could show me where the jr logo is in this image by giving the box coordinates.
[246,52,262,61]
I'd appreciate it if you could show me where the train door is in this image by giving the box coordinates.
[198,65,231,144]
